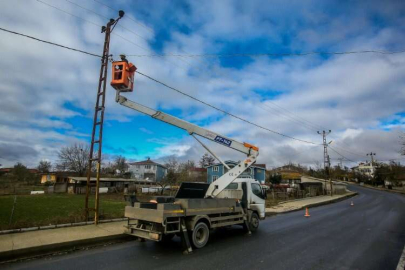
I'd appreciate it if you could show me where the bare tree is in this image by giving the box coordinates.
[164,156,179,172]
[199,153,215,168]
[113,155,129,175]
[37,160,52,173]
[56,143,91,176]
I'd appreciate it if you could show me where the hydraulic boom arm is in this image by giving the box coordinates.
[115,92,259,198]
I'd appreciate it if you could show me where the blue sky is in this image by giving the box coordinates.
[0,0,405,168]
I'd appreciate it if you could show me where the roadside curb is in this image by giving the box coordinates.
[0,233,133,263]
[354,184,405,196]
[0,218,128,235]
[265,192,358,216]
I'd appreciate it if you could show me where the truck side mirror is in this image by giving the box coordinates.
[262,189,267,199]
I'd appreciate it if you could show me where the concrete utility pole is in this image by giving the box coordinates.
[85,10,125,224]
[367,152,376,165]
[337,157,344,168]
[318,130,332,196]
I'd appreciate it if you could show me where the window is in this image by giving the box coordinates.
[212,175,219,182]
[251,183,263,198]
[225,183,238,190]
[213,166,219,172]
[250,168,254,175]
[145,165,151,169]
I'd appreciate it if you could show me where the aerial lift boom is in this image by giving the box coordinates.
[115,92,259,198]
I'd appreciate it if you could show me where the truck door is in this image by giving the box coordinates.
[249,182,266,219]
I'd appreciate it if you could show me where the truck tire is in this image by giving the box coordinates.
[244,212,260,233]
[191,222,209,249]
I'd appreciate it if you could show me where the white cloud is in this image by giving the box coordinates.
[0,0,404,169]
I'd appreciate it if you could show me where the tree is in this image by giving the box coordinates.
[113,155,129,175]
[164,156,179,172]
[56,143,91,176]
[12,162,34,182]
[199,153,215,168]
[37,160,52,173]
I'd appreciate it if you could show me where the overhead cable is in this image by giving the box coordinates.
[125,50,405,58]
[328,146,356,163]
[135,70,320,145]
[0,27,101,58]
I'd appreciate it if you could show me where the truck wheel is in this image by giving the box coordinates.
[191,222,209,249]
[249,212,260,232]
[244,212,260,233]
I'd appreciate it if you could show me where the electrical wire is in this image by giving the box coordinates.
[135,70,319,145]
[328,146,356,163]
[0,27,101,58]
[64,0,148,41]
[125,50,405,58]
[262,101,329,131]
[0,24,320,145]
[35,0,191,71]
[93,0,154,34]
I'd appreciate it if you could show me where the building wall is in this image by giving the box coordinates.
[40,174,57,184]
[207,163,266,183]
[128,164,167,182]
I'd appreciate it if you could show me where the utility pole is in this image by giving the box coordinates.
[367,152,376,165]
[337,157,344,168]
[318,130,332,196]
[85,10,125,224]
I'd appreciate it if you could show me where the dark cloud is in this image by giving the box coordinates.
[0,142,39,162]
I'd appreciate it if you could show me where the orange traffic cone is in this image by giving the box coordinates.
[350,201,354,206]
[304,207,310,217]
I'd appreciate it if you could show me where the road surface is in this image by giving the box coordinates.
[4,185,405,270]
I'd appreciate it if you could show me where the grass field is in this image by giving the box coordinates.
[0,194,128,230]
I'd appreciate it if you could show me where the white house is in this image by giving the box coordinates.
[351,162,376,178]
[128,158,167,182]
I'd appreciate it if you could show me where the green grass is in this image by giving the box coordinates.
[0,194,127,230]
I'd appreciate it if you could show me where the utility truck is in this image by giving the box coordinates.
[111,59,266,253]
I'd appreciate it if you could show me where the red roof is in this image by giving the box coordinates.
[254,164,266,169]
[190,168,206,172]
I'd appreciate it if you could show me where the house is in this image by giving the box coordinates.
[40,171,79,184]
[351,162,376,178]
[128,158,167,182]
[206,160,266,184]
[267,164,303,187]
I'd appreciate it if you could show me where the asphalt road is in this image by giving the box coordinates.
[4,185,405,270]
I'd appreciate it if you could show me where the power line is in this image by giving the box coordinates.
[262,100,329,131]
[135,70,319,145]
[64,0,148,41]
[328,146,356,163]
[93,0,154,34]
[257,104,319,133]
[35,0,192,71]
[0,27,101,58]
[125,50,405,58]
[0,24,320,145]
[331,145,366,158]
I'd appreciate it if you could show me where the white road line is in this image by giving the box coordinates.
[397,244,405,270]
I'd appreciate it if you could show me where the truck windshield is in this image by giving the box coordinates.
[251,183,264,198]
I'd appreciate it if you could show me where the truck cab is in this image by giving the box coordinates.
[217,178,266,219]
